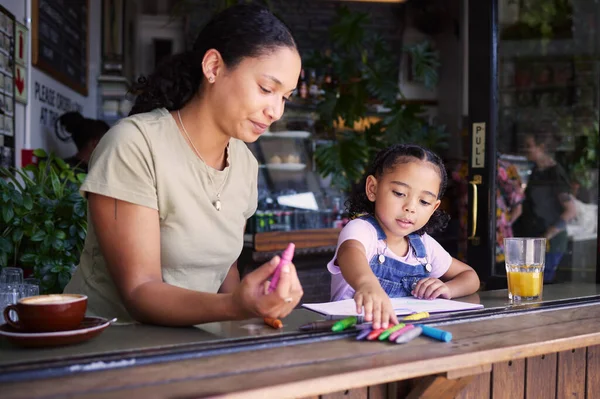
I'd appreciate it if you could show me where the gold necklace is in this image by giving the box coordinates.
[177,110,230,211]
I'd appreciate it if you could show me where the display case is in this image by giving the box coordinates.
[241,106,344,292]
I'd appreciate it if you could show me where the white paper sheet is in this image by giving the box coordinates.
[302,297,483,317]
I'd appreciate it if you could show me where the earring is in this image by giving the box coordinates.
[208,76,215,83]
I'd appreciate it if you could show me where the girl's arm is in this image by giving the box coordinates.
[337,240,399,328]
[336,240,379,290]
[440,258,480,298]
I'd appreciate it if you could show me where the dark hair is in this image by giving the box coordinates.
[347,144,450,235]
[129,4,297,116]
[527,128,562,154]
[55,112,110,150]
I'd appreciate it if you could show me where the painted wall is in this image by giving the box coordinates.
[2,0,102,166]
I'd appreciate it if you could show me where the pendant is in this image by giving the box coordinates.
[425,263,432,272]
[214,199,221,211]
[378,254,385,264]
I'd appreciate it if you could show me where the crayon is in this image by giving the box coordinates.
[367,328,386,341]
[395,326,423,344]
[268,243,295,293]
[417,324,453,342]
[263,317,283,329]
[402,312,430,321]
[388,324,415,341]
[378,323,406,341]
[356,328,372,341]
[298,320,338,331]
[332,316,357,332]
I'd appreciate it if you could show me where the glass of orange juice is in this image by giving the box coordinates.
[504,238,546,301]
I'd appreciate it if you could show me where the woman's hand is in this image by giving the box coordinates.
[412,278,451,300]
[354,282,398,329]
[232,256,304,319]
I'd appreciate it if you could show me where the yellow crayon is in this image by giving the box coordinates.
[402,312,430,321]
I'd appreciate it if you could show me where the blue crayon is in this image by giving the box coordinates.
[356,327,372,341]
[417,324,452,342]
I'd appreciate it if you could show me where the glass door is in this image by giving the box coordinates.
[468,0,600,288]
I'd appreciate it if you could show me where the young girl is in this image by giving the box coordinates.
[327,144,480,329]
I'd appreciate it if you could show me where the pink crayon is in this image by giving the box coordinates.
[268,243,295,293]
[388,324,415,342]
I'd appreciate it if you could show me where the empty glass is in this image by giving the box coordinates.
[0,267,23,285]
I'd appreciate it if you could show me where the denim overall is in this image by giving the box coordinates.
[362,216,432,297]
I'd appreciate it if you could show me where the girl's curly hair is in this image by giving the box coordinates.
[129,4,297,116]
[346,144,450,235]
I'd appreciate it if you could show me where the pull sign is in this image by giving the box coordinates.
[471,122,486,168]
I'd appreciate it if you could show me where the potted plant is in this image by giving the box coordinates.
[308,6,448,193]
[0,149,87,294]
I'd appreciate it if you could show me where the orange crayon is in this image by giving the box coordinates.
[264,317,283,329]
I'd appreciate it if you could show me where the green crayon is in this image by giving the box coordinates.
[331,316,357,332]
[378,323,406,341]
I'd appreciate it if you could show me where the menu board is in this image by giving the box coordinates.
[32,0,88,96]
[0,5,15,168]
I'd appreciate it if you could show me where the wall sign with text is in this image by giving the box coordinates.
[14,22,27,104]
[32,0,88,96]
[0,5,15,168]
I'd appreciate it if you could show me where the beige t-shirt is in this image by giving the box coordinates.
[64,108,258,323]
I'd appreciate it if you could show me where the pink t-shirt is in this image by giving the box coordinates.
[327,218,452,301]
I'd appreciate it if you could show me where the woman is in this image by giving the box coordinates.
[514,131,577,283]
[56,111,110,173]
[64,4,304,326]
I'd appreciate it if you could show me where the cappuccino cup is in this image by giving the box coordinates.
[3,294,87,332]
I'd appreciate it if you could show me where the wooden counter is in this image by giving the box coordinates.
[2,284,600,399]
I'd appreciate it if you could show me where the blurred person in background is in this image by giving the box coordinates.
[56,111,110,173]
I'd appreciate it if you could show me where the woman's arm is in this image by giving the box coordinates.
[219,262,241,294]
[89,194,301,326]
[544,193,577,240]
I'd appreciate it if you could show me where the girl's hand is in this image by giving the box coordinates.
[412,278,451,300]
[232,256,304,319]
[354,282,399,329]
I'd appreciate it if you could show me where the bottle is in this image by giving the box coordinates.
[308,69,319,99]
[299,68,308,100]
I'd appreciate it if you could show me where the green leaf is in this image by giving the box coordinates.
[52,238,64,250]
[49,168,62,197]
[44,220,54,231]
[11,228,23,243]
[20,253,37,264]
[41,273,58,294]
[55,230,66,240]
[74,201,86,218]
[23,195,33,210]
[30,230,46,242]
[33,148,48,158]
[0,237,12,253]
[2,206,14,223]
[54,157,69,171]
[58,271,72,291]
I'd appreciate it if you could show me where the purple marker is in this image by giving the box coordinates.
[268,243,295,293]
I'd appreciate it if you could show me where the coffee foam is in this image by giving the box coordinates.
[21,294,85,305]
